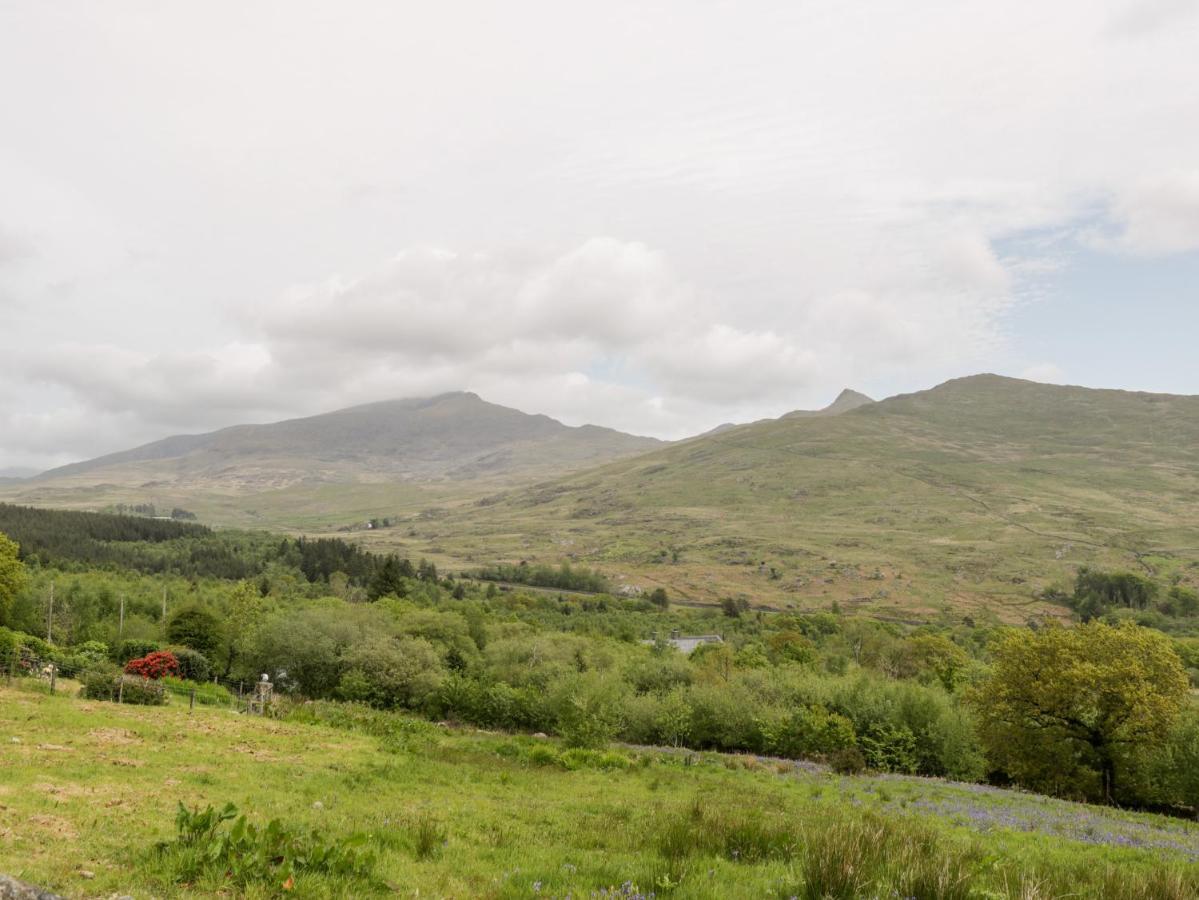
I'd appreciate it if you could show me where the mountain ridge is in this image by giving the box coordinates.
[32,391,666,487]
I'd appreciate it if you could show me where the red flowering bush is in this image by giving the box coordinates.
[124,650,180,680]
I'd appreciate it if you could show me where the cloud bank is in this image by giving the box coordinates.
[2,1,1198,468]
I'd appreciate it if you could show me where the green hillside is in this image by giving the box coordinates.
[378,376,1199,622]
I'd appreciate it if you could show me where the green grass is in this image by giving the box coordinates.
[3,683,1199,898]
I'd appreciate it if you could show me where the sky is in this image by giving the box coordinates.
[1,0,1198,471]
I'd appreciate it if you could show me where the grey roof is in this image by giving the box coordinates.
[641,634,724,655]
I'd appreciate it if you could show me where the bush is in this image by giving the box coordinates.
[70,640,109,666]
[125,650,180,680]
[156,802,376,889]
[556,676,624,749]
[828,747,867,775]
[80,664,122,701]
[527,744,561,767]
[112,639,160,665]
[80,666,167,705]
[166,646,211,683]
[119,674,167,705]
[336,635,446,710]
[165,605,224,658]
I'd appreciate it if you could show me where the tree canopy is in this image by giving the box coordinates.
[0,530,28,625]
[969,621,1189,803]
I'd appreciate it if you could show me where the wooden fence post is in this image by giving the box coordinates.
[190,689,196,711]
[48,666,56,695]
[117,678,124,704]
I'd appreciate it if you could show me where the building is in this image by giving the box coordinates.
[643,629,724,655]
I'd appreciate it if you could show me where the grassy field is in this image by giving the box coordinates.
[3,681,1199,899]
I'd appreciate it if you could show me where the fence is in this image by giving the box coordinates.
[1,645,276,715]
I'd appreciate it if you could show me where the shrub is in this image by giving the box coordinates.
[165,605,224,658]
[165,646,211,683]
[125,650,180,680]
[70,640,109,666]
[336,635,446,710]
[556,676,624,749]
[527,745,561,767]
[119,674,167,705]
[112,639,160,665]
[828,747,867,775]
[80,664,122,701]
[859,722,919,774]
[156,802,376,889]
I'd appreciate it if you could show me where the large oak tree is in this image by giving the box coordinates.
[970,621,1188,803]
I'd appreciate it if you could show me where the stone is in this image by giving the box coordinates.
[0,874,67,900]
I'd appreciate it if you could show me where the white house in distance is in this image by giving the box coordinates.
[643,629,724,655]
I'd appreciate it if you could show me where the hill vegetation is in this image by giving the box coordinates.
[376,375,1199,621]
[3,502,1199,896]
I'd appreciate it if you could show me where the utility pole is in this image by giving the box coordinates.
[46,581,54,643]
[119,594,125,638]
[161,585,168,629]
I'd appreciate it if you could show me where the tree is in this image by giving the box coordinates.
[166,606,223,658]
[968,622,1188,803]
[224,579,264,676]
[1070,568,1158,620]
[648,587,668,609]
[368,556,407,600]
[0,531,28,626]
[720,596,749,618]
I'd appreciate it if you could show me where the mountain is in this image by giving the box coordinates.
[397,375,1199,621]
[693,388,874,437]
[29,392,665,490]
[781,388,874,419]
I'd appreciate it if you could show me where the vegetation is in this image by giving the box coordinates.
[0,502,386,584]
[472,560,611,593]
[969,622,1190,804]
[3,480,1199,896]
[3,683,1199,899]
[0,530,28,623]
[5,507,1199,812]
[156,801,377,892]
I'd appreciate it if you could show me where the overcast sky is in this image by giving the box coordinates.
[2,1,1198,471]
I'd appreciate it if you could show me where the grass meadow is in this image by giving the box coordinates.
[2,682,1198,899]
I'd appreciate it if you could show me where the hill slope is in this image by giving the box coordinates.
[388,375,1199,621]
[29,392,665,490]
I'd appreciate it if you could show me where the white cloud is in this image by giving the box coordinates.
[1106,0,1199,37]
[1088,173,1199,257]
[1,2,1198,466]
[7,235,1020,450]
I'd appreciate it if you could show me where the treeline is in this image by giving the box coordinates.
[473,561,610,593]
[0,503,385,584]
[1049,566,1199,624]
